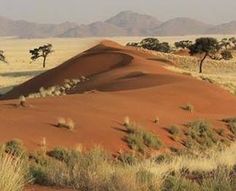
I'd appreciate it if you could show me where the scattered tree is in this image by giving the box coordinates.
[174,40,193,49]
[29,44,53,68]
[127,38,171,53]
[0,50,7,63]
[189,37,233,73]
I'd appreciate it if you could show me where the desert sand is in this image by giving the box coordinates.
[0,40,236,153]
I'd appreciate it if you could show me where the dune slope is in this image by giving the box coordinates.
[0,41,236,152]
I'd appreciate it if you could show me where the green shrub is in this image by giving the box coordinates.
[5,140,25,157]
[125,123,162,153]
[47,147,71,163]
[185,120,219,149]
[168,125,180,136]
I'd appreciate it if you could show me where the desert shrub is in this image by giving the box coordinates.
[136,169,157,190]
[168,125,180,136]
[5,139,26,157]
[117,152,139,165]
[162,175,200,191]
[47,147,71,163]
[182,104,194,112]
[223,117,236,135]
[222,117,236,123]
[123,116,130,127]
[29,158,70,186]
[200,167,236,191]
[19,95,26,107]
[154,116,160,124]
[57,118,75,130]
[0,152,29,191]
[229,122,236,135]
[125,122,162,153]
[185,120,218,149]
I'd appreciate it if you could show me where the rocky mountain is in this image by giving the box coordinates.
[105,11,161,35]
[0,11,236,38]
[0,16,77,38]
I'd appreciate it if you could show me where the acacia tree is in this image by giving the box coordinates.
[189,37,233,73]
[127,38,171,53]
[174,40,193,49]
[29,44,53,68]
[0,50,7,63]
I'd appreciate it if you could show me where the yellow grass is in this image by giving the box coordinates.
[0,153,29,191]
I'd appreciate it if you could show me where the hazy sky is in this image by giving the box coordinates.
[0,0,235,24]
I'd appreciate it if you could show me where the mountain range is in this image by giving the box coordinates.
[0,11,236,38]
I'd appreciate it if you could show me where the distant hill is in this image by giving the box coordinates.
[59,22,127,37]
[206,21,236,34]
[0,11,236,38]
[154,17,212,36]
[0,16,77,38]
[105,11,161,35]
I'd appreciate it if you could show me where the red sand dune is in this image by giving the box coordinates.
[0,40,236,152]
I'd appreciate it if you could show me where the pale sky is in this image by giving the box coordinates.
[0,0,235,24]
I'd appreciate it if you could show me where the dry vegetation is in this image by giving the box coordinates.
[0,139,235,191]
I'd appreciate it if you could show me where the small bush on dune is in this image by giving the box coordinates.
[5,139,26,157]
[182,104,194,112]
[124,122,162,153]
[57,118,75,131]
[185,120,219,149]
[168,125,181,136]
[47,147,71,163]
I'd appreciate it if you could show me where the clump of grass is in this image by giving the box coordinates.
[117,151,139,165]
[228,122,236,135]
[0,152,30,191]
[4,139,26,157]
[124,122,162,153]
[57,118,75,130]
[19,95,26,107]
[47,147,71,163]
[185,120,218,149]
[222,117,236,135]
[168,125,180,136]
[154,116,160,124]
[182,104,194,112]
[123,116,130,127]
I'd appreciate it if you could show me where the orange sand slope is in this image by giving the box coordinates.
[0,40,236,152]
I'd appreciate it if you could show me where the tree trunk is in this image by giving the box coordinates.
[199,53,208,73]
[43,56,46,68]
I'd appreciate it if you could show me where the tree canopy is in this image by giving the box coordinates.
[127,38,171,53]
[189,37,233,73]
[29,44,53,68]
